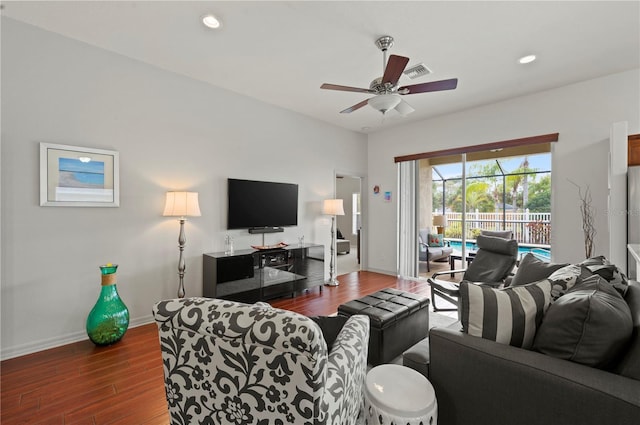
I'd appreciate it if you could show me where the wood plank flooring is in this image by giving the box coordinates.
[0,268,450,424]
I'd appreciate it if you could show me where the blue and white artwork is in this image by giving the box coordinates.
[58,158,105,188]
[41,142,119,206]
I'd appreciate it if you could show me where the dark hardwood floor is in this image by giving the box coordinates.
[1,268,451,424]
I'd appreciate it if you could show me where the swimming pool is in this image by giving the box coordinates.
[447,240,551,260]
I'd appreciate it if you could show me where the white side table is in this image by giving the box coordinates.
[364,364,437,425]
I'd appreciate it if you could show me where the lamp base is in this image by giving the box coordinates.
[325,278,340,287]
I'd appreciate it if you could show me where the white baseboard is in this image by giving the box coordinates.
[0,314,155,361]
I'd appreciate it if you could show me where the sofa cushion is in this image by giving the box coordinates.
[510,253,569,287]
[460,279,552,349]
[402,337,430,377]
[579,256,629,296]
[427,233,444,247]
[533,275,633,370]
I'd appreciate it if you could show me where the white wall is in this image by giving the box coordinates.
[336,176,361,245]
[0,19,367,359]
[367,69,640,274]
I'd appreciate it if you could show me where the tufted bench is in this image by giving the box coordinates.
[338,288,430,365]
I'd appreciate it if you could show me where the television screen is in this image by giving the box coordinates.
[227,178,298,229]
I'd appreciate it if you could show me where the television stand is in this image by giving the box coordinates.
[203,244,324,303]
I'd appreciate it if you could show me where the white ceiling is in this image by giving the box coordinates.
[2,1,639,134]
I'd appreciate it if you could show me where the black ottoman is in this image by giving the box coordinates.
[337,288,430,365]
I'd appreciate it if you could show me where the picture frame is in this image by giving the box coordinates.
[40,143,120,207]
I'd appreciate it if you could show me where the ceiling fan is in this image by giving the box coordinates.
[321,36,458,115]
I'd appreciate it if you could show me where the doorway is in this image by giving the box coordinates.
[336,175,362,274]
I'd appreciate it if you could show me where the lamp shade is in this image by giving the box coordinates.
[433,214,448,227]
[163,192,201,217]
[323,199,345,216]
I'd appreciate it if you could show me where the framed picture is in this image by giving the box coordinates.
[40,143,120,207]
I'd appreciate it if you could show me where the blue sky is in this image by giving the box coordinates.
[433,153,551,180]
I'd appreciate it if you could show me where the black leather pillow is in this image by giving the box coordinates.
[510,253,568,287]
[533,275,633,369]
[310,315,347,351]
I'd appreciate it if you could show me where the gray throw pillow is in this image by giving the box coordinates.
[579,256,629,296]
[510,253,568,287]
[533,275,633,370]
[546,264,586,300]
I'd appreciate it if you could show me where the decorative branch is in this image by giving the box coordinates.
[568,180,596,259]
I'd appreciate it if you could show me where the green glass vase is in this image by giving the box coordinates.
[86,264,129,346]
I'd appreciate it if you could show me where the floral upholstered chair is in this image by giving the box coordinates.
[153,298,370,425]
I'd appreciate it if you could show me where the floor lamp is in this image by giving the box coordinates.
[163,191,201,298]
[323,198,345,286]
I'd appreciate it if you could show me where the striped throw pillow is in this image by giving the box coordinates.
[460,279,552,349]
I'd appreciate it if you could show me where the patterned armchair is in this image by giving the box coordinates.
[153,297,370,425]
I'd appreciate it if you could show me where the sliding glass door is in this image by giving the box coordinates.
[398,147,552,279]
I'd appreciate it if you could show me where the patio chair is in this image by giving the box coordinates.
[419,228,453,272]
[429,234,518,313]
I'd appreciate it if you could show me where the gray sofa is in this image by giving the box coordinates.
[428,278,640,425]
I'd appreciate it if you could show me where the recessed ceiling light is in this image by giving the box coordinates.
[202,14,221,29]
[518,54,536,64]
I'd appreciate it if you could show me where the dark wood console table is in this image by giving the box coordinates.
[203,244,324,303]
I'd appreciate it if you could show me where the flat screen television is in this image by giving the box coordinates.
[227,178,298,230]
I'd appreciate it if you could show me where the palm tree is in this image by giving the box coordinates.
[450,181,495,212]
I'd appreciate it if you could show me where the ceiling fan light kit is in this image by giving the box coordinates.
[394,99,415,116]
[321,35,458,116]
[368,94,401,114]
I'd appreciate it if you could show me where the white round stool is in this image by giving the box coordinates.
[364,364,437,425]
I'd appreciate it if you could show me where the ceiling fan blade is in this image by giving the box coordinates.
[382,55,410,86]
[340,99,370,114]
[399,78,458,94]
[321,83,375,94]
[394,99,415,116]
